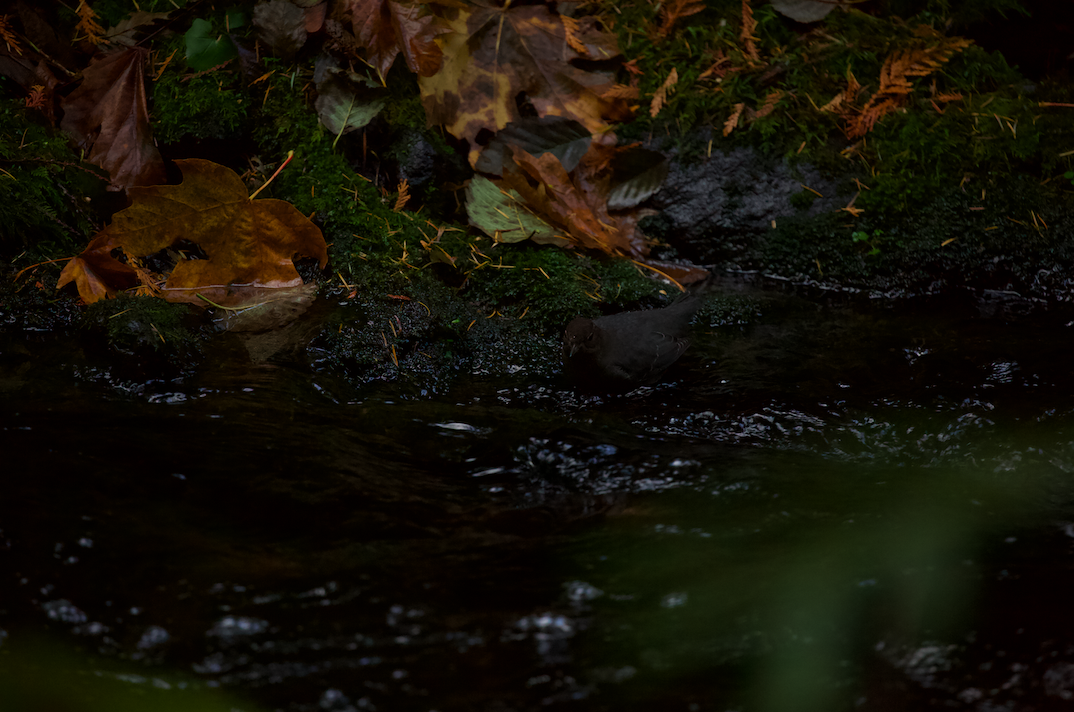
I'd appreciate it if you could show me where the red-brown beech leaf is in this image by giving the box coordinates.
[60,46,165,190]
[58,159,328,307]
[347,0,443,79]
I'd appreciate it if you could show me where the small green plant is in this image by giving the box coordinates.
[1064,170,1074,187]
[852,229,885,256]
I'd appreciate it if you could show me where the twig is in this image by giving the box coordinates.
[249,150,294,199]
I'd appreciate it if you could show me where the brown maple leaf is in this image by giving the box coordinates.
[60,46,165,190]
[56,232,138,303]
[419,0,628,156]
[58,159,328,306]
[346,0,443,80]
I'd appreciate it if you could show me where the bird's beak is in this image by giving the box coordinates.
[568,343,578,357]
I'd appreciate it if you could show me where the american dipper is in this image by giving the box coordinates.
[562,296,701,392]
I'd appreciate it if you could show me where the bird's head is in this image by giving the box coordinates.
[563,317,602,357]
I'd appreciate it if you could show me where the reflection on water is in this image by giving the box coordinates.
[3,288,1074,710]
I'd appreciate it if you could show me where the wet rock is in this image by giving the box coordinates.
[645,131,845,261]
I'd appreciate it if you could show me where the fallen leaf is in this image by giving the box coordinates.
[209,282,320,332]
[60,46,166,190]
[771,0,847,23]
[419,1,627,153]
[474,116,592,175]
[58,159,328,307]
[499,146,640,256]
[605,147,668,210]
[347,0,444,80]
[185,16,240,70]
[252,0,306,59]
[104,10,171,47]
[314,65,387,140]
[465,175,566,246]
[56,232,137,304]
[304,2,328,33]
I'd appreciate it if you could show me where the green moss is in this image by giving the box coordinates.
[790,189,818,211]
[151,31,252,144]
[606,0,1071,219]
[90,0,195,28]
[751,175,1074,295]
[85,294,201,356]
[0,100,105,257]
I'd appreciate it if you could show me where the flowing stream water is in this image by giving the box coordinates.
[4,279,1074,711]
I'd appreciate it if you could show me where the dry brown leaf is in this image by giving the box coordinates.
[58,159,328,307]
[498,145,645,257]
[305,2,328,33]
[347,0,444,79]
[56,232,137,303]
[60,46,165,190]
[419,1,627,153]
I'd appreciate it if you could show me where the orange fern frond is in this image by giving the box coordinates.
[846,32,972,138]
[650,67,679,118]
[0,15,21,55]
[741,0,760,62]
[654,0,706,41]
[724,103,745,136]
[75,1,105,45]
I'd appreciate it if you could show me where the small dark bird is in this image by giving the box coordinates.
[562,296,701,392]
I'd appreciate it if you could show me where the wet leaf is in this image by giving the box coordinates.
[209,282,319,332]
[304,2,328,33]
[347,0,444,80]
[419,1,626,152]
[498,146,638,255]
[60,46,166,190]
[185,17,241,70]
[56,233,136,304]
[104,11,171,47]
[606,148,669,210]
[58,159,328,307]
[252,0,307,59]
[770,0,846,23]
[465,175,566,246]
[314,68,386,138]
[474,116,592,176]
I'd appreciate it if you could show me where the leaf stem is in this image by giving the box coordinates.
[195,293,244,311]
[249,150,294,199]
